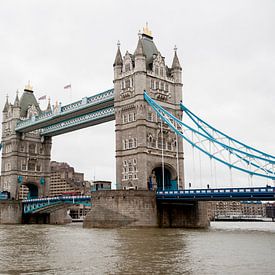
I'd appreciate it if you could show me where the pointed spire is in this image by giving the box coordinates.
[3,94,9,112]
[46,97,52,112]
[113,40,123,67]
[134,37,145,56]
[14,90,20,107]
[172,45,181,70]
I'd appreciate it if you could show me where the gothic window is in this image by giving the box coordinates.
[125,63,131,72]
[123,160,127,166]
[151,79,155,89]
[129,174,132,180]
[160,67,164,77]
[160,82,164,91]
[134,174,137,179]
[123,114,127,124]
[129,139,133,149]
[155,66,159,75]
[133,158,137,165]
[123,167,127,173]
[29,143,36,154]
[156,81,159,90]
[165,83,169,92]
[125,79,131,88]
[39,147,43,154]
[21,161,27,171]
[133,113,136,121]
[134,138,137,148]
[36,163,41,172]
[167,142,172,150]
[28,161,35,171]
[128,113,132,122]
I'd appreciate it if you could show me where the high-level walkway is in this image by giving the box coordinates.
[15,89,114,136]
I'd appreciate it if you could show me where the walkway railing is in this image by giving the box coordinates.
[156,186,275,201]
[23,195,91,214]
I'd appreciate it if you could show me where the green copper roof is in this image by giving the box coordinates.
[138,34,158,68]
[19,90,41,117]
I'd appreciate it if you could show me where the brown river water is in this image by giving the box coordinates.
[0,222,274,275]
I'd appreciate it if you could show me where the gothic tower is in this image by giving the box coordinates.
[114,26,184,190]
[1,83,52,199]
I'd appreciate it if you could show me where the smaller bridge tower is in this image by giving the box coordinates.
[1,83,52,199]
[114,25,184,190]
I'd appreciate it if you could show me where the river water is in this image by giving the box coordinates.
[0,222,274,275]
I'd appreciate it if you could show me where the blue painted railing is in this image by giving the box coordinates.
[156,186,275,201]
[23,195,91,214]
[16,88,114,131]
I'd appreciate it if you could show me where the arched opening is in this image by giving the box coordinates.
[24,183,39,199]
[153,167,172,191]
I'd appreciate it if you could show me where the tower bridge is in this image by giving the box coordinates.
[0,25,274,227]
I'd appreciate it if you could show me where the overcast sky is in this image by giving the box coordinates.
[0,0,274,187]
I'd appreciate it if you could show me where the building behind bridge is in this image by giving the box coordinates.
[209,201,267,220]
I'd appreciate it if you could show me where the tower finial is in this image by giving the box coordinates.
[117,40,121,48]
[174,45,177,52]
[24,80,33,92]
[143,22,152,37]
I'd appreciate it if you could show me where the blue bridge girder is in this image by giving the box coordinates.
[15,88,114,136]
[23,195,91,214]
[156,186,275,202]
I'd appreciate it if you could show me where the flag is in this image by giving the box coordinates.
[64,84,71,89]
[38,95,47,100]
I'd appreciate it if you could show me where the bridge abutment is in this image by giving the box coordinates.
[83,190,209,229]
[157,201,210,228]
[0,201,22,224]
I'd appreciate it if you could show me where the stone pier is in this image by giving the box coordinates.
[0,201,22,224]
[84,190,158,228]
[83,190,209,229]
[157,201,210,228]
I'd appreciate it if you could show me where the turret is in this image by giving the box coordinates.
[113,41,123,80]
[12,90,20,119]
[171,46,182,84]
[2,95,9,113]
[134,36,146,72]
[46,97,52,113]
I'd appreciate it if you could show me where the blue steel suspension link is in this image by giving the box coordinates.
[144,91,275,180]
[180,102,275,160]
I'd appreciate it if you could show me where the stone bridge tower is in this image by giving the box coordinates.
[114,26,184,190]
[1,83,52,199]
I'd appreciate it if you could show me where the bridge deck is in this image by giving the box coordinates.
[157,187,275,201]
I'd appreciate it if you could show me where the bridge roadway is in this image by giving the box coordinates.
[22,186,275,214]
[157,186,275,201]
[15,88,114,136]
[23,195,91,214]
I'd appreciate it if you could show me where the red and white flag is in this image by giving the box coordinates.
[64,84,71,89]
[38,95,47,100]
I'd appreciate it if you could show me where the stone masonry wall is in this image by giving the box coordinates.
[83,190,158,228]
[158,201,210,228]
[0,201,22,224]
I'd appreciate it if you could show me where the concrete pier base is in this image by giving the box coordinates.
[84,190,210,229]
[158,201,210,228]
[83,190,158,228]
[0,201,22,224]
